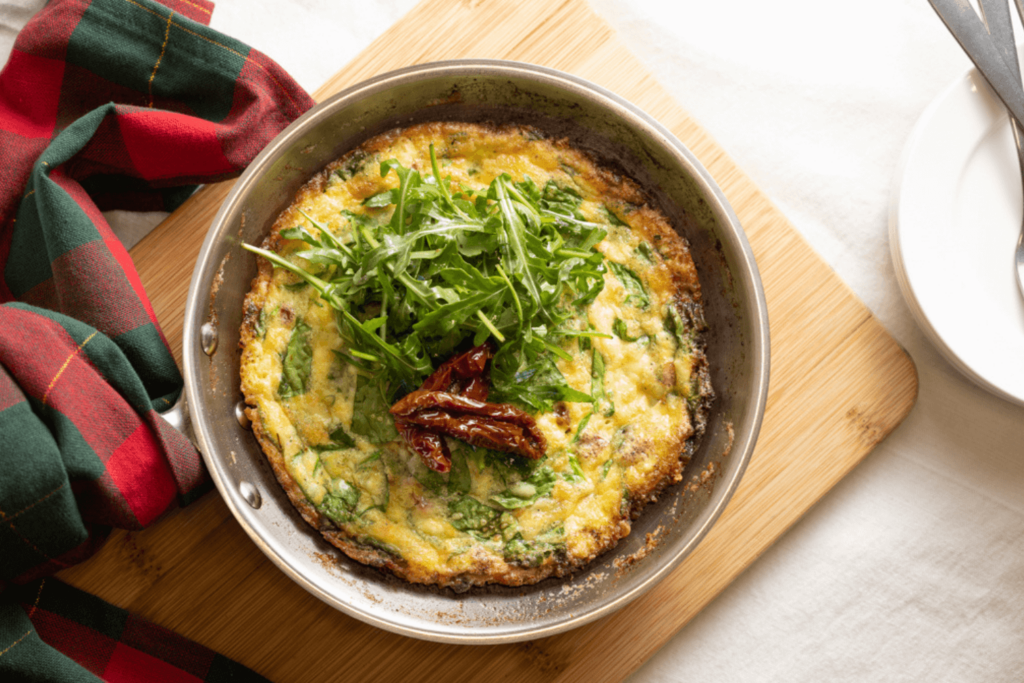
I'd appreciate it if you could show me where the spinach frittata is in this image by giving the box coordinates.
[239,122,711,589]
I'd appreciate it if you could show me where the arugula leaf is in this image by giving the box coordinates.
[612,318,641,342]
[571,413,592,444]
[350,374,399,444]
[278,319,312,399]
[490,466,557,510]
[243,144,610,412]
[564,454,586,483]
[609,261,649,308]
[591,350,615,417]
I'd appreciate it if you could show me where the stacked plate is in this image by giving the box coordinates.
[891,67,1024,406]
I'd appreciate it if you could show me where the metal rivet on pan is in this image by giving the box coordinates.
[200,322,218,356]
[235,401,251,429]
[239,481,261,509]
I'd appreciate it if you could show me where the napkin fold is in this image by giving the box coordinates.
[0,0,314,678]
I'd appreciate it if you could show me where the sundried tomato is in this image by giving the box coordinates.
[391,343,546,471]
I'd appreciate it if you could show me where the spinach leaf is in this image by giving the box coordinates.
[334,151,367,181]
[329,426,356,449]
[448,496,500,533]
[448,448,472,495]
[311,425,357,452]
[349,373,399,444]
[416,467,446,495]
[503,529,565,567]
[665,306,692,354]
[608,261,649,309]
[319,480,359,524]
[490,466,557,510]
[635,241,656,263]
[278,319,312,399]
[254,306,273,340]
[354,451,389,514]
[601,205,626,226]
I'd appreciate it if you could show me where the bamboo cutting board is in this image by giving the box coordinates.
[57,0,919,681]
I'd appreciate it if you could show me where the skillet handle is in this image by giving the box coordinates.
[161,392,199,451]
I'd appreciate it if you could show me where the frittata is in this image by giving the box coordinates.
[239,122,711,590]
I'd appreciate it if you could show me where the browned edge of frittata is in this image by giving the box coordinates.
[238,121,714,591]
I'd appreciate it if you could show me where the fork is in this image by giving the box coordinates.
[979,0,1024,299]
[930,0,1024,299]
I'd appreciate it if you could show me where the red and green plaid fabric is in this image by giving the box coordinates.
[1,578,269,682]
[0,0,315,679]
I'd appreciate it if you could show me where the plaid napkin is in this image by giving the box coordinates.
[0,0,314,679]
[2,578,268,682]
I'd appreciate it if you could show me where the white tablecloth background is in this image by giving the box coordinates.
[3,0,1022,679]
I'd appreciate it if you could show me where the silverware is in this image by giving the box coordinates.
[929,0,1024,298]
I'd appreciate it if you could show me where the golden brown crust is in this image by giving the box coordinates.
[239,121,712,589]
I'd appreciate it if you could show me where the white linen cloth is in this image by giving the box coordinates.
[3,0,1022,679]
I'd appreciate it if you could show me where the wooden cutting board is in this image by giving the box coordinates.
[57,0,919,680]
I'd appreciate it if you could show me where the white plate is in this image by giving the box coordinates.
[891,67,1024,407]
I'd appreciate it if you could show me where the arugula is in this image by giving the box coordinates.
[612,318,642,343]
[591,350,615,417]
[571,413,592,444]
[564,454,586,483]
[243,147,611,407]
[278,319,312,399]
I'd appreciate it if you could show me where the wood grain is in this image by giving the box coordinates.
[57,0,919,681]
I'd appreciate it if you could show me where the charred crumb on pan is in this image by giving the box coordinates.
[613,525,666,576]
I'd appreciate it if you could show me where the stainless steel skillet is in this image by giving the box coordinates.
[171,60,769,644]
